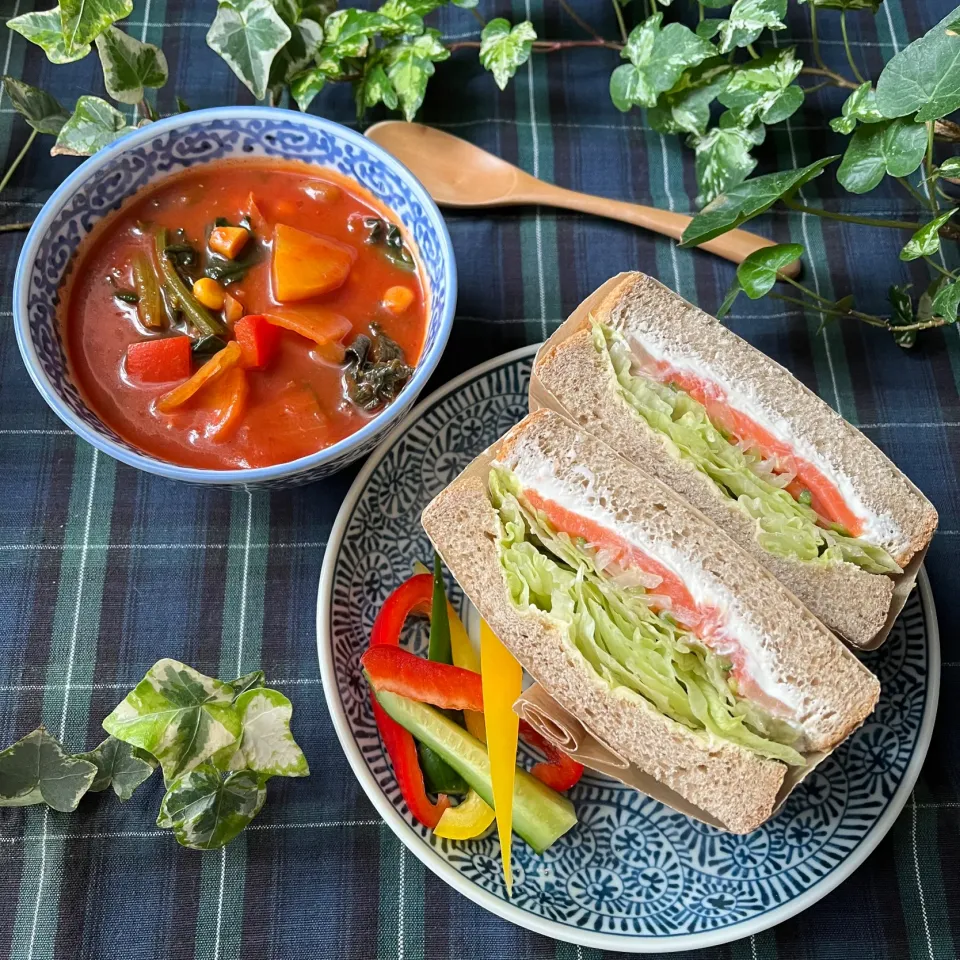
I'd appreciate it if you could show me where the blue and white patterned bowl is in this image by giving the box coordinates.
[13,107,457,487]
[317,345,940,952]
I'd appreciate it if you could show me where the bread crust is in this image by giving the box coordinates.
[579,273,938,567]
[534,326,896,646]
[421,410,881,833]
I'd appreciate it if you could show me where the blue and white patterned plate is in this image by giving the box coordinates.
[317,345,940,952]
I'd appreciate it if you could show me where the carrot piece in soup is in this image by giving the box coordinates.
[198,366,249,442]
[156,341,242,413]
[263,307,352,346]
[223,292,244,324]
[382,285,415,315]
[271,224,356,301]
[235,314,282,369]
[126,336,192,383]
[209,226,250,260]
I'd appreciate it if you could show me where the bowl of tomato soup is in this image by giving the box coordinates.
[14,108,456,486]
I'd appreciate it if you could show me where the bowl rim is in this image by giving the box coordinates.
[13,105,457,485]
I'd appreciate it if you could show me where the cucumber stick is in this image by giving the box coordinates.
[374,688,577,853]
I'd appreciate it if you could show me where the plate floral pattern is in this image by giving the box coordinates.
[318,346,939,951]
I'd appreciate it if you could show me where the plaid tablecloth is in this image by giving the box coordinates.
[0,1,957,957]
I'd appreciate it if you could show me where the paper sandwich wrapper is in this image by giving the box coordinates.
[528,273,930,651]
[449,430,836,832]
[513,683,831,830]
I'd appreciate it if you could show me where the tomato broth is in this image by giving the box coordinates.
[62,159,428,469]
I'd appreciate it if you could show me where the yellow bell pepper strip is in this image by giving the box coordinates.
[434,788,496,840]
[480,618,523,896]
[156,341,241,413]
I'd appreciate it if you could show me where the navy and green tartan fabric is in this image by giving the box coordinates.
[0,1,958,957]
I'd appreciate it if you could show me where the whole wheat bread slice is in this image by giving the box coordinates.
[533,273,936,646]
[421,410,880,834]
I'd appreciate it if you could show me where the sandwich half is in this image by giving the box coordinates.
[533,272,938,647]
[421,409,880,834]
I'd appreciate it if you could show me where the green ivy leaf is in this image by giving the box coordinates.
[700,0,734,7]
[611,14,715,111]
[716,0,786,55]
[932,278,960,321]
[227,671,266,699]
[354,56,399,115]
[876,7,960,121]
[697,19,723,39]
[937,157,960,179]
[718,47,803,126]
[899,209,956,260]
[452,0,479,7]
[829,82,884,134]
[51,96,133,157]
[7,9,91,65]
[479,19,537,92]
[692,125,759,205]
[0,726,96,812]
[219,688,310,777]
[323,9,392,58]
[95,27,169,105]
[1,78,69,135]
[735,242,804,301]
[78,736,157,802]
[649,68,730,136]
[207,0,292,101]
[716,277,744,318]
[680,156,839,247]
[888,283,917,348]
[382,29,449,120]
[102,658,242,784]
[60,0,133,56]
[301,0,337,19]
[836,117,928,194]
[157,764,266,850]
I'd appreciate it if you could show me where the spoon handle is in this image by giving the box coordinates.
[513,182,801,278]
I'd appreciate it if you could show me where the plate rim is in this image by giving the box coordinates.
[316,345,941,953]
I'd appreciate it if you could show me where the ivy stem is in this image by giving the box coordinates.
[840,11,866,84]
[782,274,837,307]
[768,291,863,323]
[556,0,606,42]
[611,0,628,44]
[449,38,622,52]
[798,66,857,90]
[924,121,938,213]
[468,7,485,27]
[782,197,920,230]
[809,5,827,71]
[897,176,930,207]
[698,1,705,22]
[0,220,32,233]
[923,256,957,280]
[0,128,37,196]
[746,43,760,59]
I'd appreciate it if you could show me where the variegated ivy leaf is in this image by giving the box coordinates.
[382,29,450,121]
[829,82,884,134]
[158,764,266,850]
[378,0,442,34]
[479,18,537,92]
[648,64,730,137]
[691,117,763,206]
[51,96,134,157]
[223,688,309,777]
[716,0,787,55]
[899,209,956,261]
[227,670,266,699]
[0,726,96,812]
[1,78,70,135]
[323,9,392,59]
[354,57,399,114]
[79,736,157,802]
[207,0,292,101]
[717,47,803,126]
[268,17,324,95]
[60,0,133,56]
[798,0,881,9]
[610,14,715,112]
[7,9,91,65]
[95,27,169,105]
[932,279,960,322]
[102,658,242,784]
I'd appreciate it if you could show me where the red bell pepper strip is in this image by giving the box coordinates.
[368,574,450,828]
[361,646,483,711]
[125,336,192,383]
[235,314,281,369]
[519,720,585,792]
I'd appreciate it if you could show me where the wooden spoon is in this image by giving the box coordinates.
[366,121,800,278]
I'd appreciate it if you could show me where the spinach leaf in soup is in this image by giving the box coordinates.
[343,323,414,412]
[360,216,416,272]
